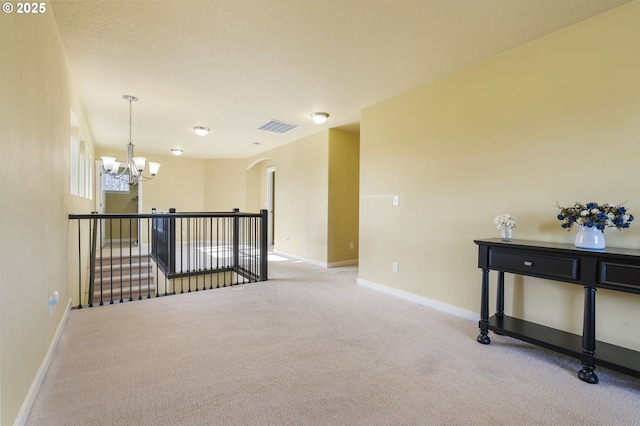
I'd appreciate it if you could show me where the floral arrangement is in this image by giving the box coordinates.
[556,202,634,231]
[494,214,516,230]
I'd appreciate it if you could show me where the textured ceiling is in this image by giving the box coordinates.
[50,0,632,159]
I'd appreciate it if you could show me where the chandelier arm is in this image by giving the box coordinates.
[108,169,128,178]
[136,173,157,181]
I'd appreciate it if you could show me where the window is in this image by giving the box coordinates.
[104,172,131,192]
[70,111,93,200]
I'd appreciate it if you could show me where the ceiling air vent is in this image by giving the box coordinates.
[257,119,299,134]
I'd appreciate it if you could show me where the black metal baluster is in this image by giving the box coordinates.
[138,220,143,300]
[216,217,220,288]
[209,216,213,289]
[195,217,200,291]
[146,218,153,298]
[77,220,83,309]
[186,216,192,292]
[99,219,104,306]
[128,218,133,301]
[180,217,184,293]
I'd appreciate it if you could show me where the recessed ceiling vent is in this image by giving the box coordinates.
[257,119,299,134]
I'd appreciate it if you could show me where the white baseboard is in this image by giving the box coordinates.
[15,299,72,426]
[327,259,358,268]
[273,250,357,268]
[356,278,479,322]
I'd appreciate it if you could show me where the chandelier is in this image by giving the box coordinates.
[101,95,161,186]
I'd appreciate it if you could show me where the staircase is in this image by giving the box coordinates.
[92,246,155,304]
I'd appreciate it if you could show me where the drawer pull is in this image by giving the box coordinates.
[523,261,533,266]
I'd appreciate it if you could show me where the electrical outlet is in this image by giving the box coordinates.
[349,242,354,250]
[392,261,399,273]
[392,195,399,206]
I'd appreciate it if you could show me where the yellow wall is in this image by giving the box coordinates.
[245,160,267,213]
[204,159,247,212]
[0,9,95,425]
[9,3,638,423]
[245,129,360,266]
[269,131,330,262]
[104,185,138,239]
[96,149,206,213]
[328,130,360,264]
[360,2,640,350]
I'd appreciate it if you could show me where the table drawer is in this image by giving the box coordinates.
[600,261,640,293]
[489,249,579,281]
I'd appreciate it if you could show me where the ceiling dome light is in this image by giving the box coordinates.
[171,148,183,156]
[193,126,210,136]
[310,112,329,124]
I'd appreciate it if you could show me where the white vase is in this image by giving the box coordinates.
[574,225,605,249]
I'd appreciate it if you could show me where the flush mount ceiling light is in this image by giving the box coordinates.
[193,126,210,136]
[310,112,329,124]
[101,95,161,185]
[171,148,183,156]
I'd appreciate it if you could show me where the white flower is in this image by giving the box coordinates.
[493,214,516,230]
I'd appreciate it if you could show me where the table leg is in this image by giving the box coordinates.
[496,271,504,318]
[477,268,491,344]
[578,286,598,384]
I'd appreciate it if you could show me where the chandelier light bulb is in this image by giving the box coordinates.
[110,161,121,174]
[148,162,161,176]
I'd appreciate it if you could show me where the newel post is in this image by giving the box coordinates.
[260,209,268,281]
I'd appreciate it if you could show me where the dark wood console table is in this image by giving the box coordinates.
[475,238,640,384]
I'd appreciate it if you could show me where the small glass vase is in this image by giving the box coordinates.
[500,227,513,242]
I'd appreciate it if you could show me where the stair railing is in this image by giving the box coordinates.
[69,209,268,308]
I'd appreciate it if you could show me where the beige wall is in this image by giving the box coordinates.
[245,160,267,213]
[0,10,95,425]
[104,185,139,239]
[360,2,640,350]
[8,3,638,423]
[269,131,330,262]
[96,149,206,213]
[204,159,248,212]
[328,130,360,264]
[245,129,360,266]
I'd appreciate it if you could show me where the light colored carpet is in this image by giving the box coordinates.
[26,256,640,425]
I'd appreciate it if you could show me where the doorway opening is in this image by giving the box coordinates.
[95,160,142,245]
[266,166,275,246]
